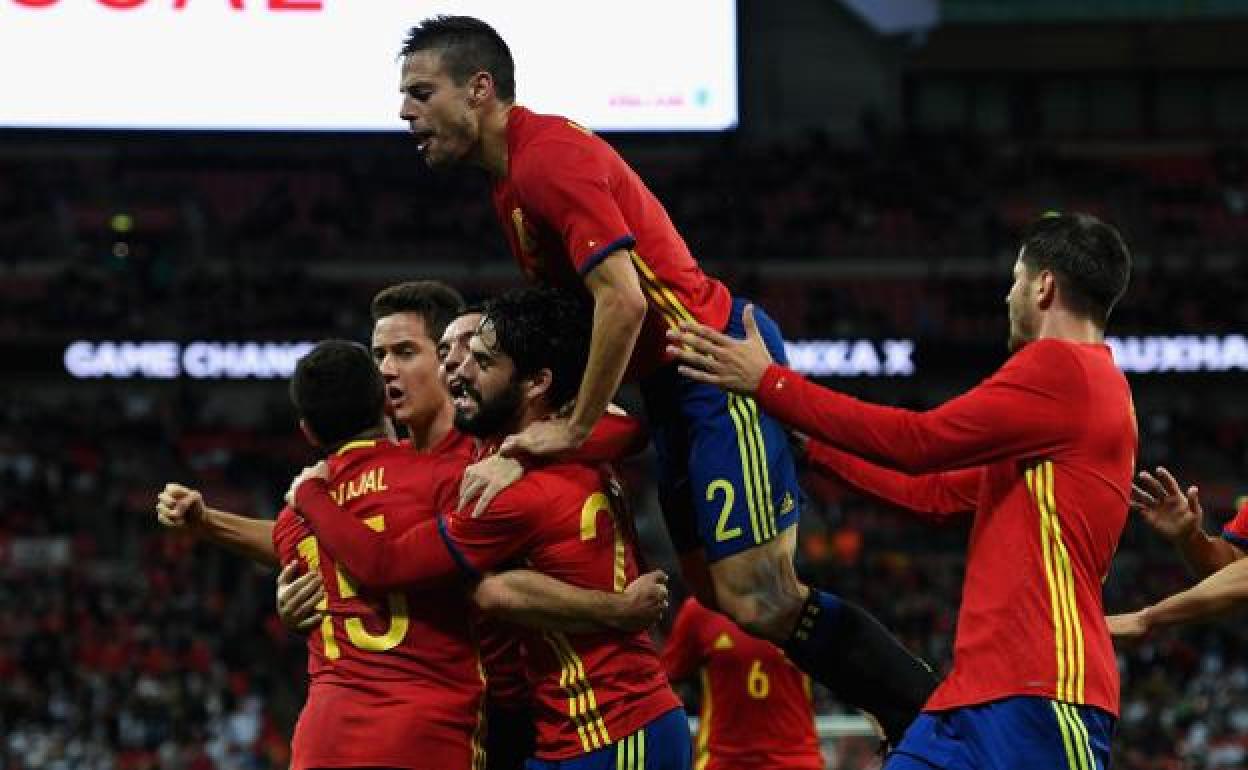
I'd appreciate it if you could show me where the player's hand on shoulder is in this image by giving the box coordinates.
[610,570,670,632]
[499,416,587,459]
[1131,466,1203,542]
[155,482,206,531]
[285,461,330,507]
[276,561,325,634]
[460,454,525,518]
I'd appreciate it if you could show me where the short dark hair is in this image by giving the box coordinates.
[370,281,466,342]
[480,288,592,411]
[290,340,385,447]
[1019,212,1131,325]
[400,16,516,102]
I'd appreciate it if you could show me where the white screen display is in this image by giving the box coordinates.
[0,0,737,132]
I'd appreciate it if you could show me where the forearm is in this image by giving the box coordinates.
[473,570,627,633]
[757,363,1065,474]
[1144,557,1248,629]
[1173,529,1243,579]
[805,440,976,523]
[198,508,279,567]
[294,480,459,590]
[571,252,646,441]
[572,412,648,464]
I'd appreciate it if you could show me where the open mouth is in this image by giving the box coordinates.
[410,129,435,153]
[449,381,477,412]
[386,384,405,409]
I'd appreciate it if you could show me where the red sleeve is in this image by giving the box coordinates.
[271,506,307,566]
[806,440,979,525]
[568,412,648,464]
[661,598,705,682]
[757,339,1087,474]
[1221,496,1248,549]
[292,479,460,591]
[440,482,542,576]
[514,139,635,275]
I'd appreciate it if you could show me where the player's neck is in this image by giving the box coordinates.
[405,401,456,451]
[475,102,514,178]
[1036,307,1104,346]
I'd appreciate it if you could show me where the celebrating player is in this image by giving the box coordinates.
[663,596,825,770]
[291,287,692,769]
[157,282,665,770]
[669,212,1135,769]
[392,15,935,742]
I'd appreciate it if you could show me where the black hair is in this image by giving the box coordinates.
[479,287,592,411]
[370,281,466,342]
[290,340,385,447]
[1019,212,1131,325]
[400,16,516,102]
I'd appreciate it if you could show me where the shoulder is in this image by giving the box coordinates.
[512,121,608,184]
[998,339,1089,390]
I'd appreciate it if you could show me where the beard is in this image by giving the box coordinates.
[453,380,523,439]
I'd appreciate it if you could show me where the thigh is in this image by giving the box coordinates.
[683,299,802,562]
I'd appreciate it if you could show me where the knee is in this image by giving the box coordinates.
[713,580,802,640]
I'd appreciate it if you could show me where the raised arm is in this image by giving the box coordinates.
[1131,466,1243,578]
[669,316,1081,475]
[155,482,278,567]
[804,439,979,525]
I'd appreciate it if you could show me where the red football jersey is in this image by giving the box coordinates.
[1219,495,1248,550]
[664,598,823,770]
[294,425,678,760]
[441,462,683,759]
[272,438,486,770]
[758,339,1137,716]
[491,106,732,376]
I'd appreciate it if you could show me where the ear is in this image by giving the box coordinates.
[298,418,321,448]
[1035,269,1058,310]
[469,71,493,105]
[523,368,554,405]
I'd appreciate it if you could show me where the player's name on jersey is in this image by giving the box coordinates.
[64,340,315,380]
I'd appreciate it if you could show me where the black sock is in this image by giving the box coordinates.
[782,591,937,745]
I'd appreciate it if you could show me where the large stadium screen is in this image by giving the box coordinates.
[0,0,737,132]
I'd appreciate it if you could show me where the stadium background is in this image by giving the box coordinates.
[3,1,1248,768]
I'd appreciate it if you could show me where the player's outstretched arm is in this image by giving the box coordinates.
[155,482,278,567]
[803,438,978,525]
[1132,466,1242,578]
[1108,556,1248,639]
[673,330,1084,475]
[473,569,669,634]
[500,251,646,459]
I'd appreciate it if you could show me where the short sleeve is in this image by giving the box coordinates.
[514,138,635,276]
